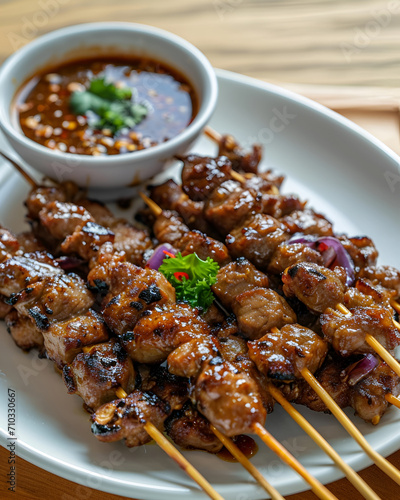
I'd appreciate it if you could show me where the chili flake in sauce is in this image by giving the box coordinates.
[15,57,197,156]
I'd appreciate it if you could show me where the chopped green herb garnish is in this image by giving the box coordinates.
[69,77,147,134]
[158,252,220,311]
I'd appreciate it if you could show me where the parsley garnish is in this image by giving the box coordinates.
[69,77,148,134]
[158,253,220,311]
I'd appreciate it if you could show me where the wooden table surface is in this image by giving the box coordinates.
[1,1,400,499]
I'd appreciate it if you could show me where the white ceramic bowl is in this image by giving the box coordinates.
[0,23,218,191]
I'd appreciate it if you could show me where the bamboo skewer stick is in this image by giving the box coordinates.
[210,425,285,500]
[204,126,222,143]
[269,385,381,500]
[385,393,400,410]
[301,367,400,487]
[335,303,400,378]
[115,388,224,500]
[143,422,225,500]
[252,422,337,500]
[0,150,38,188]
[139,192,162,216]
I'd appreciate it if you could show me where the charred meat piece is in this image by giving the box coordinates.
[101,264,175,336]
[268,242,323,276]
[16,231,45,253]
[153,210,189,246]
[112,222,152,267]
[217,134,262,174]
[181,154,233,201]
[39,201,94,241]
[0,227,20,263]
[282,262,347,313]
[78,199,153,266]
[321,306,400,356]
[167,337,220,378]
[226,214,289,270]
[121,303,212,364]
[25,181,79,220]
[261,194,306,220]
[62,339,135,410]
[91,390,169,447]
[0,253,62,297]
[153,210,230,265]
[43,309,109,368]
[358,265,400,298]
[12,273,94,329]
[139,366,190,412]
[5,309,44,350]
[204,180,261,235]
[212,258,269,310]
[338,236,378,275]
[177,230,231,266]
[196,360,266,436]
[243,170,285,192]
[248,324,328,381]
[217,326,275,413]
[149,179,213,234]
[343,278,396,309]
[61,221,115,261]
[282,209,334,237]
[166,403,223,453]
[292,356,350,412]
[349,361,400,423]
[233,288,297,340]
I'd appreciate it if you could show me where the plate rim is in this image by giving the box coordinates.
[0,67,399,500]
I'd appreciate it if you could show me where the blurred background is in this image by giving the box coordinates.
[1,0,400,153]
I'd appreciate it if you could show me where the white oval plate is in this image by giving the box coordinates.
[0,69,400,500]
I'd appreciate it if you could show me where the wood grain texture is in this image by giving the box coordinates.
[1,0,400,86]
[0,1,400,499]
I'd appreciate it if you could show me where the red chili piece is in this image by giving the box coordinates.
[174,271,189,282]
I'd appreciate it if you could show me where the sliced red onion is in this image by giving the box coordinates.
[146,243,177,270]
[286,234,355,286]
[342,354,379,386]
[55,256,85,270]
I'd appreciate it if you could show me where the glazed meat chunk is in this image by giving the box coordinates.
[349,362,400,423]
[248,323,328,381]
[61,221,114,261]
[25,182,79,219]
[63,339,135,410]
[177,230,231,266]
[212,258,269,310]
[282,209,334,237]
[0,254,62,297]
[166,403,223,453]
[282,262,347,313]
[181,154,233,201]
[196,360,266,436]
[226,213,289,270]
[292,357,350,412]
[338,236,378,275]
[100,263,175,336]
[321,306,400,356]
[39,201,94,240]
[91,390,169,447]
[43,309,109,368]
[12,273,94,330]
[204,180,260,235]
[268,242,323,276]
[121,303,212,364]
[5,309,44,350]
[358,265,400,298]
[233,288,296,340]
[217,133,262,174]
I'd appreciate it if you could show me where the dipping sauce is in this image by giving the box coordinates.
[15,57,197,156]
[217,435,258,462]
